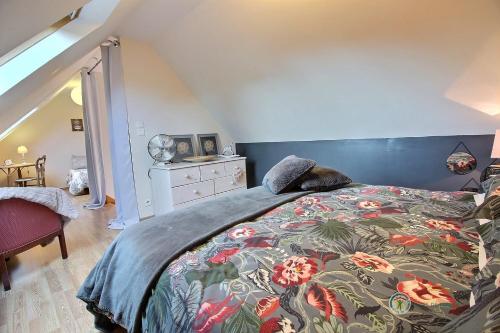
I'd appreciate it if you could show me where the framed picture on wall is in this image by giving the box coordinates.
[171,134,196,162]
[71,119,84,131]
[197,133,220,156]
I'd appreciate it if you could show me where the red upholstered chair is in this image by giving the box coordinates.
[0,198,68,291]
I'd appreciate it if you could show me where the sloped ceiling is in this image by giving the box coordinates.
[119,0,500,142]
[0,0,143,136]
[0,0,90,57]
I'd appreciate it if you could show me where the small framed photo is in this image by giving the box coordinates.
[197,133,220,156]
[171,134,196,162]
[71,119,84,131]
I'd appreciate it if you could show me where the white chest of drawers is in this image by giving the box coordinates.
[149,157,247,216]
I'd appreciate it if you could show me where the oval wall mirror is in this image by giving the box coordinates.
[446,152,477,175]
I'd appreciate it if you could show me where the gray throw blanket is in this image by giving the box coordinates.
[77,186,310,332]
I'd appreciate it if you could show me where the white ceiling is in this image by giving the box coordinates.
[118,0,500,142]
[2,0,500,141]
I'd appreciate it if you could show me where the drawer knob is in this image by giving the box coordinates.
[211,169,217,174]
[184,174,190,179]
[193,189,199,194]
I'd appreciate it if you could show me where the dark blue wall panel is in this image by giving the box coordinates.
[236,135,495,191]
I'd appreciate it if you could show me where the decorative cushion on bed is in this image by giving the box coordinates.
[458,231,500,326]
[467,193,500,221]
[71,155,87,170]
[481,175,500,195]
[441,286,500,333]
[299,165,352,191]
[471,242,499,299]
[476,218,500,258]
[262,155,316,194]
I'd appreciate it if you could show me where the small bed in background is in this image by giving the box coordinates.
[78,156,499,333]
[67,155,89,196]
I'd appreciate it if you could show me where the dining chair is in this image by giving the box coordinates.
[15,155,46,187]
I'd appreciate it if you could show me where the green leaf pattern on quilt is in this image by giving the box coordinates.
[143,185,481,332]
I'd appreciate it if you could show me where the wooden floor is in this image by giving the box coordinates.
[0,194,119,333]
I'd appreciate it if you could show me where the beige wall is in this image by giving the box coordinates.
[120,37,233,218]
[0,87,85,188]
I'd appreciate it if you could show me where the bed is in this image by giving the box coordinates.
[77,182,498,333]
[67,155,88,196]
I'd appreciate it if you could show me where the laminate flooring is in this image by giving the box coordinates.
[0,194,119,333]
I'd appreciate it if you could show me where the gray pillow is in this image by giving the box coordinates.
[262,155,316,194]
[72,155,87,169]
[300,166,352,191]
[481,175,500,197]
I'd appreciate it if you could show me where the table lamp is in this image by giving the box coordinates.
[17,145,28,163]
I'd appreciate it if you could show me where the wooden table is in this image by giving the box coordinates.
[0,162,36,187]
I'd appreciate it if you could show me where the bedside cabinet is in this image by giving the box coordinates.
[149,157,247,215]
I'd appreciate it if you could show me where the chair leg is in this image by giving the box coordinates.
[58,230,68,259]
[1,255,10,291]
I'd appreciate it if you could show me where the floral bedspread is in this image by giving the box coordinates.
[142,184,480,333]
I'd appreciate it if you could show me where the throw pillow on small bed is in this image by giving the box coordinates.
[262,155,316,194]
[300,166,352,191]
[72,155,87,170]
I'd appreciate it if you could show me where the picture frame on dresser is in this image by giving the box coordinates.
[171,134,196,162]
[197,133,220,156]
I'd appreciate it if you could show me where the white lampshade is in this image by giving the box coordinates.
[492,130,500,158]
[17,145,28,154]
[70,87,83,106]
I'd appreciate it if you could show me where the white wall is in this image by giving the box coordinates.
[120,0,500,143]
[0,87,86,188]
[120,37,233,218]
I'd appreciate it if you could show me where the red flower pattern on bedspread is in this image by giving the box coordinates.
[193,295,242,333]
[272,256,318,287]
[255,296,280,318]
[397,275,455,306]
[305,283,347,322]
[228,227,255,239]
[350,252,394,273]
[390,234,425,246]
[357,200,382,209]
[208,248,240,264]
[143,185,479,333]
[426,219,461,231]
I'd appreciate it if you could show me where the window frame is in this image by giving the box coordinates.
[0,8,81,66]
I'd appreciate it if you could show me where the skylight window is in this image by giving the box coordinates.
[0,8,82,67]
[0,5,101,97]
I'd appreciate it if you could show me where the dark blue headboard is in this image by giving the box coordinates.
[236,134,494,191]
